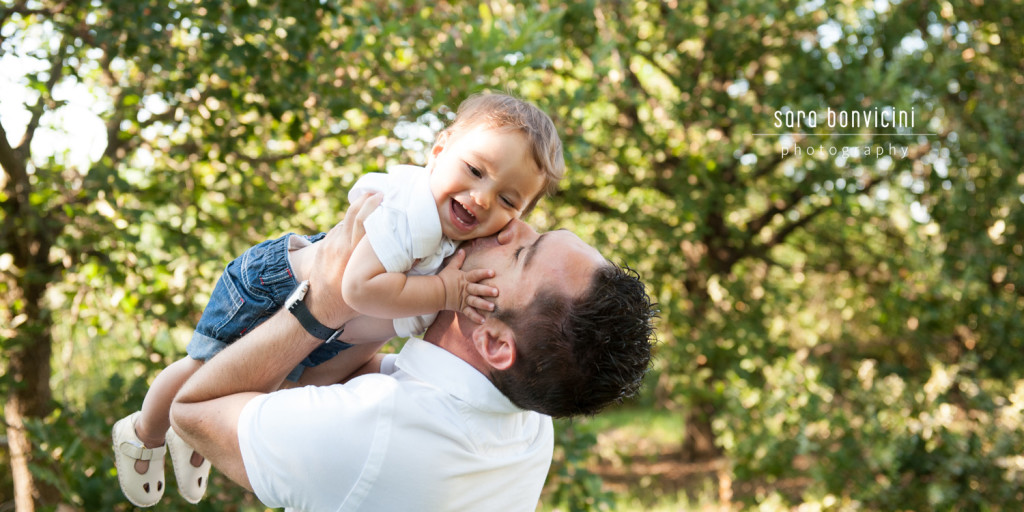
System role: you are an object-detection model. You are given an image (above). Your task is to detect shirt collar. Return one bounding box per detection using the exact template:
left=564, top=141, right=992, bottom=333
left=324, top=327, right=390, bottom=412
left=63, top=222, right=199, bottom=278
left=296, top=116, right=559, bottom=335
left=395, top=338, right=523, bottom=414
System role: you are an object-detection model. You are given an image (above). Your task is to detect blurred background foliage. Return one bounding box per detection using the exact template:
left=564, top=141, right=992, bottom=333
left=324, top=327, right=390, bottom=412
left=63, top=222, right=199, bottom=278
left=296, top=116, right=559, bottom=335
left=1, top=0, right=1022, bottom=510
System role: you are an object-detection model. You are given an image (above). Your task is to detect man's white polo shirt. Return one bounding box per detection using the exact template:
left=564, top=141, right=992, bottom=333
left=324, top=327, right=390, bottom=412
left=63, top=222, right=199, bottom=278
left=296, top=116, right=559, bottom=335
left=238, top=338, right=555, bottom=512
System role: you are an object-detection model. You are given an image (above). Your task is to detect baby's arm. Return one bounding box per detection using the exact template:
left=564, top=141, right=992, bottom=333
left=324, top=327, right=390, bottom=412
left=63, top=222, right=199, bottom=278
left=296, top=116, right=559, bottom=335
left=341, top=238, right=498, bottom=323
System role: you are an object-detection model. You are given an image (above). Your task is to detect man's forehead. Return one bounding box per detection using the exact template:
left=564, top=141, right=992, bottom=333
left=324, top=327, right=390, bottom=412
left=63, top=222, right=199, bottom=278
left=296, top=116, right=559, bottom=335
left=545, top=229, right=600, bottom=256
left=532, top=229, right=604, bottom=273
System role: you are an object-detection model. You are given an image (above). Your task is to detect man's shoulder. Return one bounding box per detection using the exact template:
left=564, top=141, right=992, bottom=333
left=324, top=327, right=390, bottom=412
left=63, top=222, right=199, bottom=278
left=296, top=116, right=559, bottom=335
left=255, top=373, right=404, bottom=414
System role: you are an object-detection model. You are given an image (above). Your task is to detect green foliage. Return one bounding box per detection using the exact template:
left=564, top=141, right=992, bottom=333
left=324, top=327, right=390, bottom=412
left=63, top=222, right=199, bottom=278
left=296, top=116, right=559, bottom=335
left=2, top=0, right=1023, bottom=510
left=546, top=420, right=615, bottom=512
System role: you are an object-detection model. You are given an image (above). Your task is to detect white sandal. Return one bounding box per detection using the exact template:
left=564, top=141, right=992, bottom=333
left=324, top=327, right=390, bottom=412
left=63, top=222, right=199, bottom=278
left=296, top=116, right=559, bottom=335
left=112, top=412, right=166, bottom=507
left=166, top=426, right=211, bottom=504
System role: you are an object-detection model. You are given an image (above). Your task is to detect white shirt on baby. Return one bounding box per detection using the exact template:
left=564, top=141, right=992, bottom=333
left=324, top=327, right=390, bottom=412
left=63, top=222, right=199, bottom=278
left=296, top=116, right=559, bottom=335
left=347, top=165, right=458, bottom=337
left=237, top=338, right=555, bottom=512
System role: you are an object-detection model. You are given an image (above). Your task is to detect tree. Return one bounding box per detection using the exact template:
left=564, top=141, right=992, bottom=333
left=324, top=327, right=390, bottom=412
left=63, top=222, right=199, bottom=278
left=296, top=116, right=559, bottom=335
left=541, top=0, right=1023, bottom=507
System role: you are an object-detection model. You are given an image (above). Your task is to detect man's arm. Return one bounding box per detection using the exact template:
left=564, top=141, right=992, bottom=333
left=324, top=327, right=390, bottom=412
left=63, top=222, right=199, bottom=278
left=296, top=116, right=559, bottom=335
left=169, top=311, right=318, bottom=488
left=169, top=193, right=382, bottom=489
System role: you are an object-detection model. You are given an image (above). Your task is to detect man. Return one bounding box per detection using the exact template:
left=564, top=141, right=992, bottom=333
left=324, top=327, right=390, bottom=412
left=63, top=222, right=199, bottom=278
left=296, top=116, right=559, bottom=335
left=170, top=193, right=656, bottom=511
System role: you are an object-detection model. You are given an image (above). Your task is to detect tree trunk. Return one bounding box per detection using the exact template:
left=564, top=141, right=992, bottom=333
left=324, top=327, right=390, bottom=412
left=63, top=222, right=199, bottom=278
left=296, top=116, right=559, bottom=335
left=678, top=241, right=723, bottom=461
left=5, top=279, right=60, bottom=511
left=682, top=404, right=722, bottom=461
left=1, top=116, right=61, bottom=511
left=7, top=395, right=36, bottom=512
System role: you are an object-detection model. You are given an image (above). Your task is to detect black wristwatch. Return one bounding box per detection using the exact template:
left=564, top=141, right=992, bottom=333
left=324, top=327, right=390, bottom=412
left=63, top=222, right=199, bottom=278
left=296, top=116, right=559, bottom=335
left=285, top=280, right=345, bottom=343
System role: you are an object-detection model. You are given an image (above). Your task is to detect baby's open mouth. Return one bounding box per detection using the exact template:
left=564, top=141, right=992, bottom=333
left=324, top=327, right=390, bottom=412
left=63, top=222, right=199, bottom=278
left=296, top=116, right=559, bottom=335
left=451, top=199, right=477, bottom=230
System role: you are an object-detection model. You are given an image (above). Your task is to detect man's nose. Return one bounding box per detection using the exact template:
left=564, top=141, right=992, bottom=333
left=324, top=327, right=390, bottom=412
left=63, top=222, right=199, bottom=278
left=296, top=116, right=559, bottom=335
left=496, top=218, right=535, bottom=245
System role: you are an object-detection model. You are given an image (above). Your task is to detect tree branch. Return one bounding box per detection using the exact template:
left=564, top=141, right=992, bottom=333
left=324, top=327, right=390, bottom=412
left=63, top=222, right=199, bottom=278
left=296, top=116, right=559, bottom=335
left=750, top=151, right=785, bottom=182
left=18, top=43, right=67, bottom=153
left=764, top=202, right=830, bottom=250
left=757, top=175, right=885, bottom=257
left=745, top=182, right=810, bottom=236
left=2, top=0, right=69, bottom=18
left=0, top=119, right=29, bottom=211
left=234, top=131, right=334, bottom=165
left=688, top=0, right=717, bottom=103
left=634, top=47, right=683, bottom=95
left=577, top=195, right=615, bottom=215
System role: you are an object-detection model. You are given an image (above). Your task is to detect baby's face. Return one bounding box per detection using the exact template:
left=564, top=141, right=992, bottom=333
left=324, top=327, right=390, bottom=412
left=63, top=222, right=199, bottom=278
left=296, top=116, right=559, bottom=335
left=427, top=126, right=545, bottom=241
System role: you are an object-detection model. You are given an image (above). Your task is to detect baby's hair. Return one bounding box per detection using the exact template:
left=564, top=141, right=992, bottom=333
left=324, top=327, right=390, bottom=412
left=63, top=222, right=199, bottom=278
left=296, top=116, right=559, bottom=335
left=442, top=92, right=565, bottom=215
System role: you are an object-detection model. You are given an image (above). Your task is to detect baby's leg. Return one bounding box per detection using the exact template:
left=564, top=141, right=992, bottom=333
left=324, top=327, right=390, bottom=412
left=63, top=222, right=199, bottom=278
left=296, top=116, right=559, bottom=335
left=137, top=357, right=202, bottom=445
left=133, top=357, right=203, bottom=472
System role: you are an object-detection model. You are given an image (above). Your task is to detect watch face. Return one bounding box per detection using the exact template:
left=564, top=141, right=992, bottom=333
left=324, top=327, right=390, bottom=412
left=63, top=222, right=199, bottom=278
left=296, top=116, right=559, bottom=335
left=288, top=281, right=310, bottom=309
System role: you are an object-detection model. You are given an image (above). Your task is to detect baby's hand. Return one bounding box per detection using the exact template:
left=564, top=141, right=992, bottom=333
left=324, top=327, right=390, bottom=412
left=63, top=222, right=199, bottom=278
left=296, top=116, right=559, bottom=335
left=437, top=249, right=498, bottom=323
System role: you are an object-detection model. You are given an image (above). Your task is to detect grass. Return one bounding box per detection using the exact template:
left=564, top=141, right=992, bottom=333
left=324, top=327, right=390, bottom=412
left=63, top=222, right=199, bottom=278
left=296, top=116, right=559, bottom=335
left=542, top=406, right=728, bottom=511
left=575, top=405, right=685, bottom=447
left=544, top=406, right=817, bottom=511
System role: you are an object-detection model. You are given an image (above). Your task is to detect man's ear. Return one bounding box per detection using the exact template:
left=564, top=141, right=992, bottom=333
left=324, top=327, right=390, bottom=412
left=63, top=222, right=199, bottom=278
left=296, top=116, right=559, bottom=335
left=471, top=318, right=516, bottom=371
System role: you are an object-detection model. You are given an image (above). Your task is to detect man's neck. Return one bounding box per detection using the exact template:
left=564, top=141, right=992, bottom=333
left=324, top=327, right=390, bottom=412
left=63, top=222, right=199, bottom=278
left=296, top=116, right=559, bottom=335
left=423, top=311, right=489, bottom=375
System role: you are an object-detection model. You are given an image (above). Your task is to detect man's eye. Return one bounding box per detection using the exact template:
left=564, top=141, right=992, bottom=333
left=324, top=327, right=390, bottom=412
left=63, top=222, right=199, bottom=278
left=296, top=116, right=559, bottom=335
left=468, top=165, right=482, bottom=178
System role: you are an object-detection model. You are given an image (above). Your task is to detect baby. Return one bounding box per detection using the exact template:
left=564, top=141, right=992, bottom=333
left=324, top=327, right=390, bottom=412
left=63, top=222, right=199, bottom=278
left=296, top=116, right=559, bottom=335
left=112, top=93, right=565, bottom=507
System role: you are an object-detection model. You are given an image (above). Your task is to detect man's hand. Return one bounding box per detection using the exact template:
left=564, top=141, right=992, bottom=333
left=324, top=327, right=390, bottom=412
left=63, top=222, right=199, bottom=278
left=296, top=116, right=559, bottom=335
left=436, top=249, right=497, bottom=324
left=307, top=192, right=384, bottom=327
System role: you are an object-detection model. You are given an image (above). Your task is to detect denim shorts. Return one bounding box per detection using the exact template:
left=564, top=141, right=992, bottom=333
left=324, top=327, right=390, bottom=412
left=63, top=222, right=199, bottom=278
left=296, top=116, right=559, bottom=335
left=187, top=232, right=352, bottom=381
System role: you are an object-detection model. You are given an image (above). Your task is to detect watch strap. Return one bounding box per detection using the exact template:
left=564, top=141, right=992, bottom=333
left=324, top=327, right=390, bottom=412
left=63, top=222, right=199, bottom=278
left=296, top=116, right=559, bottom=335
left=287, top=283, right=344, bottom=342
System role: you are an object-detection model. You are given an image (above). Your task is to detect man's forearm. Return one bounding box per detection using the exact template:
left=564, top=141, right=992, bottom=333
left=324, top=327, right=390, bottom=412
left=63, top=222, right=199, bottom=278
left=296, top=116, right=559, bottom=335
left=167, top=306, right=330, bottom=489
left=175, top=307, right=322, bottom=404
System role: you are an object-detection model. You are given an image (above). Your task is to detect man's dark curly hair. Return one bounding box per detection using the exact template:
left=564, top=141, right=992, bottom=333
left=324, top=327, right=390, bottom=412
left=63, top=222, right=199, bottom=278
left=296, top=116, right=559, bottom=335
left=490, top=263, right=657, bottom=418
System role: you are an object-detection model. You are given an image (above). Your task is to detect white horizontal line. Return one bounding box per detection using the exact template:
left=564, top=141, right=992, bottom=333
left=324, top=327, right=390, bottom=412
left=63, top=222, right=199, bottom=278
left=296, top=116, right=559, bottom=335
left=753, top=133, right=937, bottom=136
